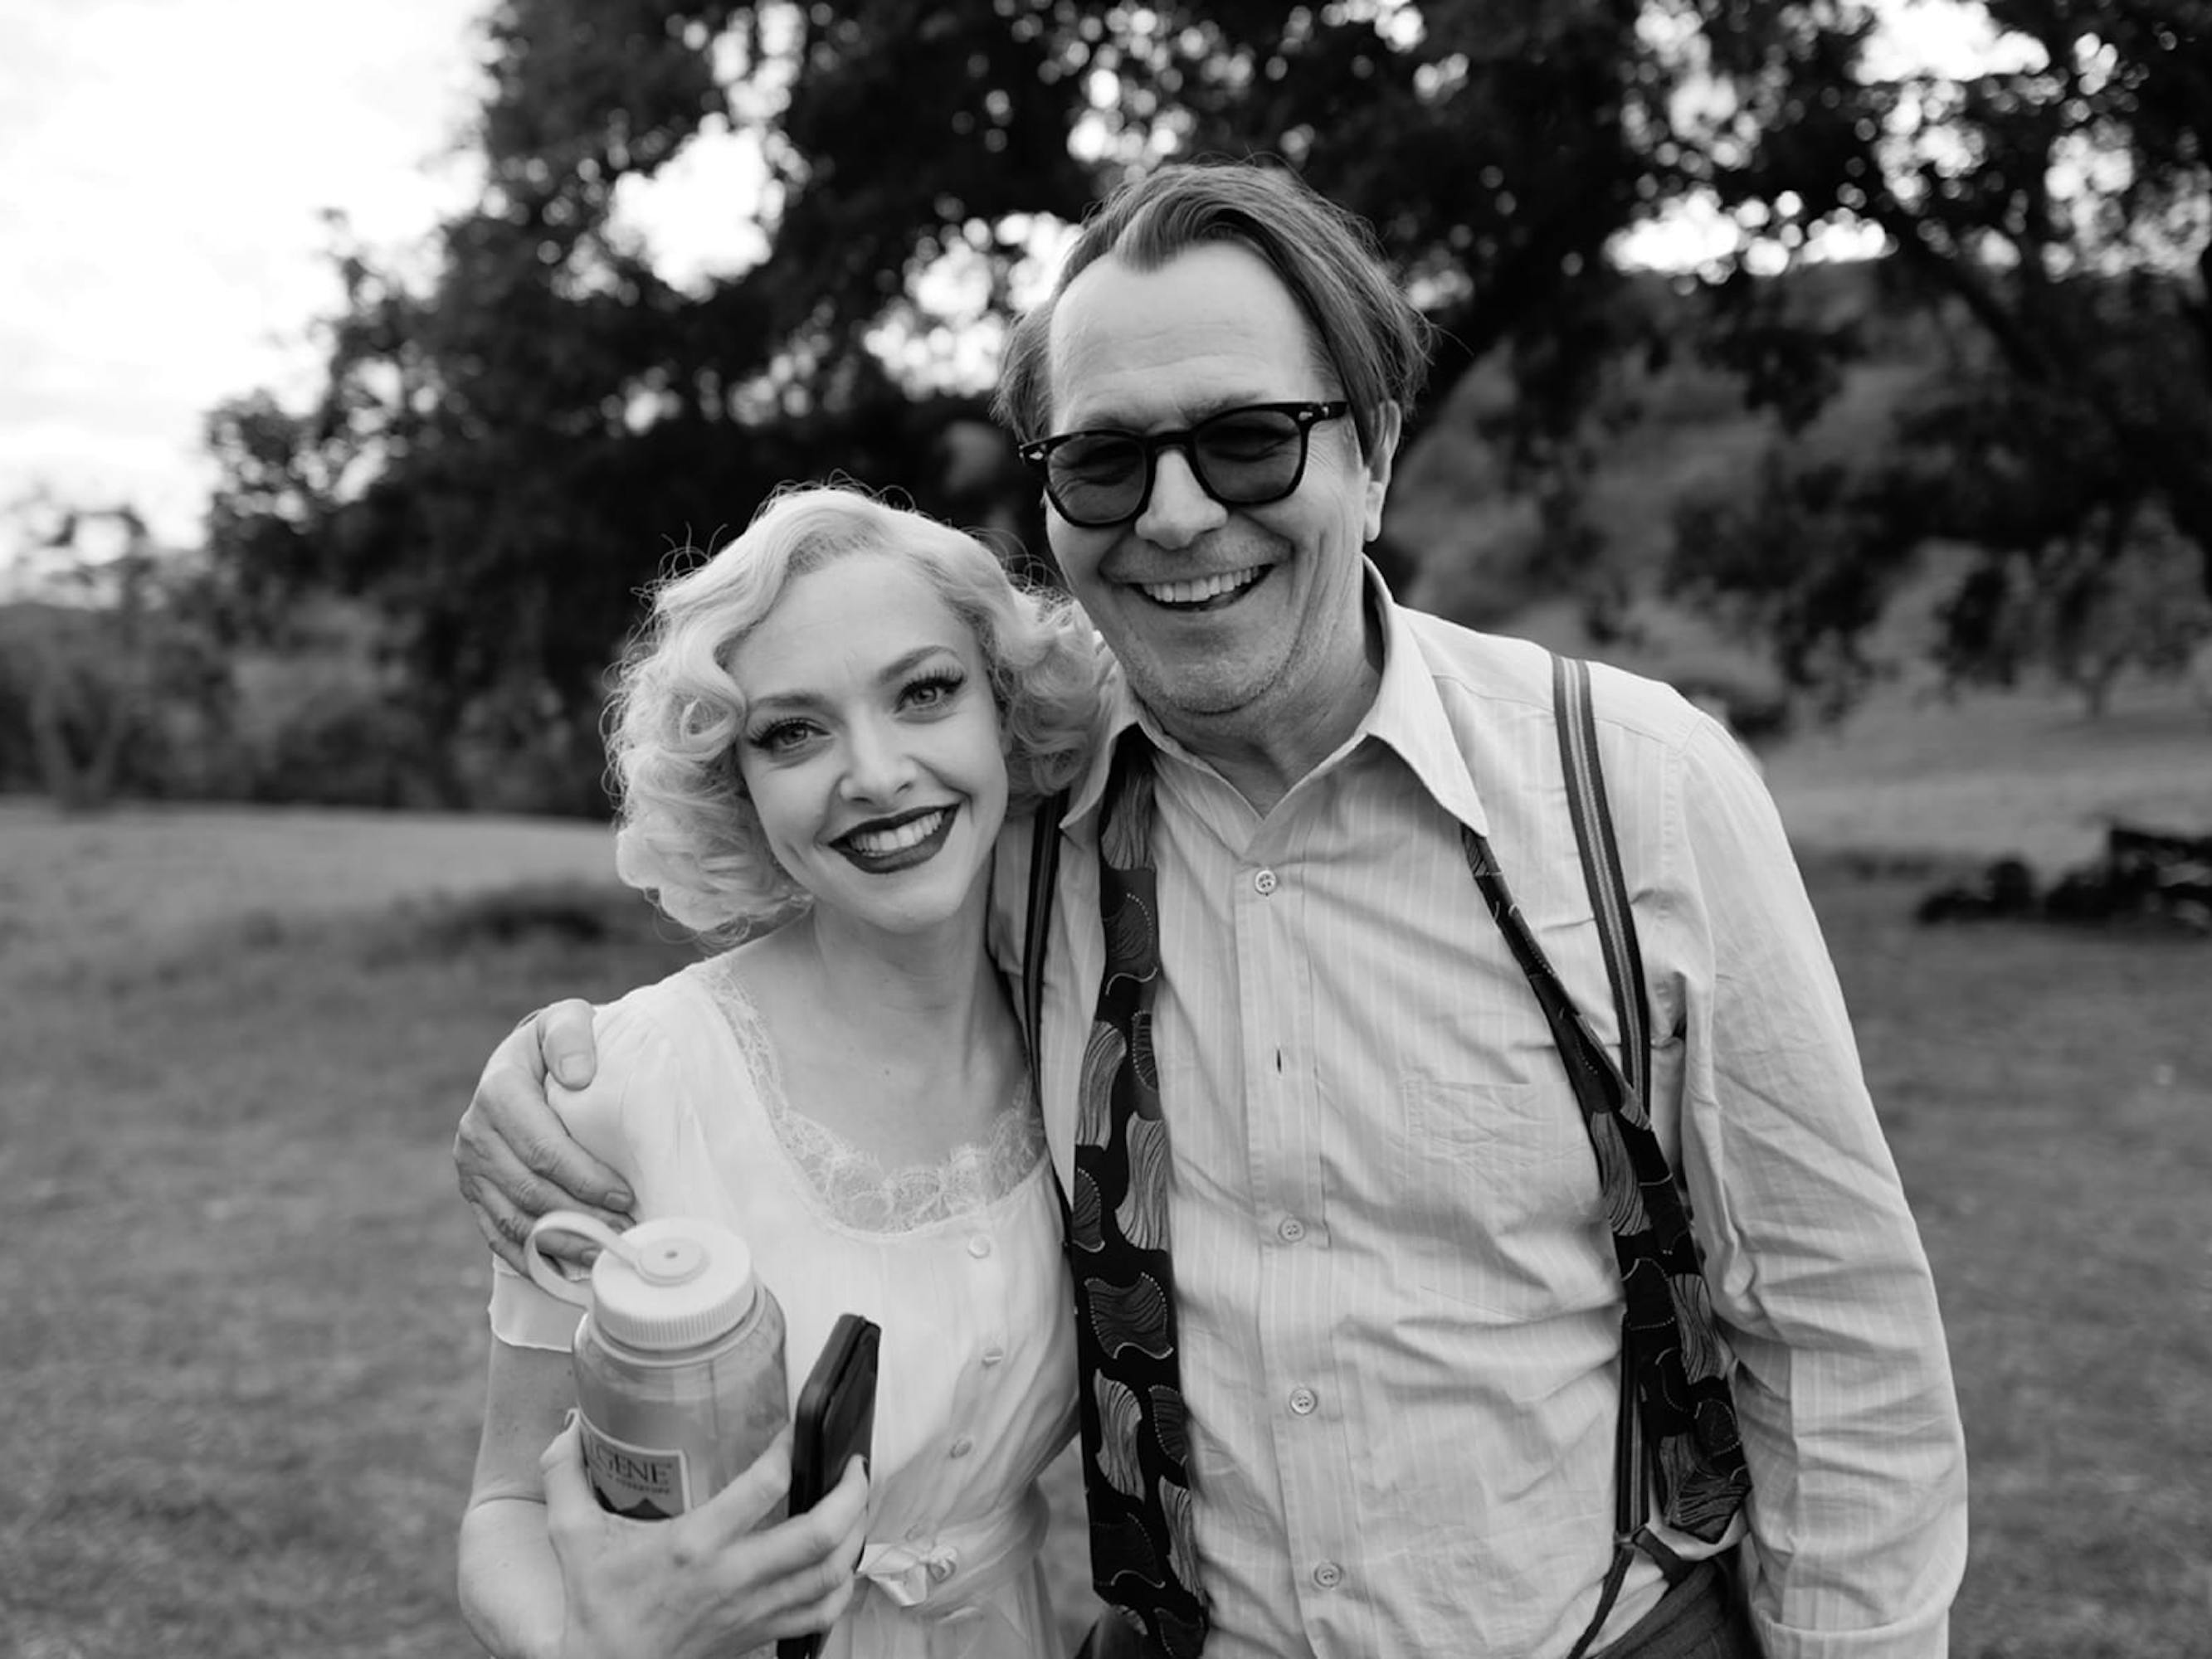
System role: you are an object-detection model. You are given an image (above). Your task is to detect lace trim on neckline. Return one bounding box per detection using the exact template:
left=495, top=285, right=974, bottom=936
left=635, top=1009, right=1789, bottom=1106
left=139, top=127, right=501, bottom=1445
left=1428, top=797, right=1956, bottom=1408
left=691, top=954, right=1045, bottom=1234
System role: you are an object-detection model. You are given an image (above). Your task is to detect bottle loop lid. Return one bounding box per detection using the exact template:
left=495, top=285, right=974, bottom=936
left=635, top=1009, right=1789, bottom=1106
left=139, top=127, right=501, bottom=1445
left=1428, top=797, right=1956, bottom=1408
left=585, top=1217, right=759, bottom=1352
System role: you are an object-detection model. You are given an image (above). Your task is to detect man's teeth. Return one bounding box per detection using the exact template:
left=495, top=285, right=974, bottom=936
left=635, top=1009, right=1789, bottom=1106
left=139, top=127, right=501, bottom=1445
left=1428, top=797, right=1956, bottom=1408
left=1142, top=568, right=1260, bottom=605
left=848, top=810, right=946, bottom=855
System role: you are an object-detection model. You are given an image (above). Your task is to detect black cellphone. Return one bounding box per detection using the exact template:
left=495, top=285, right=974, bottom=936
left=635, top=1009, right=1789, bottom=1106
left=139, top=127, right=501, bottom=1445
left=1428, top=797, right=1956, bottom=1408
left=778, top=1312, right=882, bottom=1659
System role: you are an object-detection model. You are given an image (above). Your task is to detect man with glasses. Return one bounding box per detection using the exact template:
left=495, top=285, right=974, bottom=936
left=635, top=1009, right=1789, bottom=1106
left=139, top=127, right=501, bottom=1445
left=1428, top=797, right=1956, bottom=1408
left=456, top=160, right=1966, bottom=1658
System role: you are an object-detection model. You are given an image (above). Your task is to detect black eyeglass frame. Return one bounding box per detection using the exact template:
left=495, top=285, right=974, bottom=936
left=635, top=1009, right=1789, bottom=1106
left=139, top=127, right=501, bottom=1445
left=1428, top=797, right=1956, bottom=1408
left=1016, top=400, right=1353, bottom=528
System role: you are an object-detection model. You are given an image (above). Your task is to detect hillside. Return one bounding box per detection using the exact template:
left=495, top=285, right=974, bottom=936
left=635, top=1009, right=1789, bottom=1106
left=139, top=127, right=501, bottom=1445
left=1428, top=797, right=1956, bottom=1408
left=1384, top=258, right=1963, bottom=705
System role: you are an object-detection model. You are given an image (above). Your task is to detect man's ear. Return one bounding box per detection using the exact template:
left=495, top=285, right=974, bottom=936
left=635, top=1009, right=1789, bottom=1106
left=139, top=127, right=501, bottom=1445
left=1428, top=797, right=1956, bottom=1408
left=1361, top=401, right=1403, bottom=543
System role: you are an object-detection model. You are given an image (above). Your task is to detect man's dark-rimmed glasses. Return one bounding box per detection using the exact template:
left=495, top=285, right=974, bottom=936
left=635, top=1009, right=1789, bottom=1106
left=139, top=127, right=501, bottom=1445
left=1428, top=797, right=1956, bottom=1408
left=1017, top=401, right=1352, bottom=529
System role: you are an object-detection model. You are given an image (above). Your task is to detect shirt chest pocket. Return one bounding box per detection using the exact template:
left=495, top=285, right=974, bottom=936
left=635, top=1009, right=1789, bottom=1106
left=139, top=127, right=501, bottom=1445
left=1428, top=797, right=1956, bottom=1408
left=1393, top=1074, right=1601, bottom=1304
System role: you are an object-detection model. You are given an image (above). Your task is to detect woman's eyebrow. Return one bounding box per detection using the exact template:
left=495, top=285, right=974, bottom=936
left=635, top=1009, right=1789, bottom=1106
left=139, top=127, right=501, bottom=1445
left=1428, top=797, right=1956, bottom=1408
left=747, top=645, right=958, bottom=712
left=872, top=644, right=960, bottom=686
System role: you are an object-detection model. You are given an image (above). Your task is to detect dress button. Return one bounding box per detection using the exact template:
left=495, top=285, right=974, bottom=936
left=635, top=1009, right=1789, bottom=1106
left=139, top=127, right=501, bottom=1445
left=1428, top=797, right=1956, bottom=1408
left=1253, top=867, right=1278, bottom=896
left=967, top=1235, right=992, bottom=1259
left=1313, top=1560, right=1342, bottom=1589
left=949, top=1435, right=974, bottom=1458
left=1288, top=1386, right=1317, bottom=1416
left=981, top=1345, right=1006, bottom=1367
left=905, top=1523, right=929, bottom=1543
left=1278, top=1215, right=1306, bottom=1243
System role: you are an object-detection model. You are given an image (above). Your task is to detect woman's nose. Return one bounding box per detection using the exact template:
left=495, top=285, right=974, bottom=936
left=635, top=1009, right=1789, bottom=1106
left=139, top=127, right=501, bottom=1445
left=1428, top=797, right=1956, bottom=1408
left=839, top=716, right=916, bottom=800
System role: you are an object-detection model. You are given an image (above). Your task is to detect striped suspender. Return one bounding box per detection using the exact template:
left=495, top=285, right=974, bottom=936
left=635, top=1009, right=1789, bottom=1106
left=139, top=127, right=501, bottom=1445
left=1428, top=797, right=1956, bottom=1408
left=1552, top=654, right=1688, bottom=1659
left=1556, top=654, right=1651, bottom=1102
left=1021, top=796, right=1063, bottom=1109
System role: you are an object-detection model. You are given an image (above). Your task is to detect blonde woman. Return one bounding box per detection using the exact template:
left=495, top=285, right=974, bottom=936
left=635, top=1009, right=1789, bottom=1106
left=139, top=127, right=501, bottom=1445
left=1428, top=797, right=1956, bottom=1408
left=459, top=485, right=1103, bottom=1659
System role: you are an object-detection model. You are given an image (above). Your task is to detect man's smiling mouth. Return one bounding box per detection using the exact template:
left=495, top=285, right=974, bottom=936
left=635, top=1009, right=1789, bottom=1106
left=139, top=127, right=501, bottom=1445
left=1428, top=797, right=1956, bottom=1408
left=1138, top=567, right=1267, bottom=608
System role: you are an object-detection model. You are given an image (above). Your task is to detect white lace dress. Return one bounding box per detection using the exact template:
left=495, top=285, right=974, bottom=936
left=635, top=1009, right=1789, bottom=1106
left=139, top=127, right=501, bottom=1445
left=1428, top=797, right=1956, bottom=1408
left=489, top=953, right=1079, bottom=1659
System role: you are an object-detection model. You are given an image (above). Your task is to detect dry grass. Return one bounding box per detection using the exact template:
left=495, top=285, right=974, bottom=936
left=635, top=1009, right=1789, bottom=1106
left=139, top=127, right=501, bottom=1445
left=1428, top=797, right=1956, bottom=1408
left=0, top=801, right=616, bottom=968
left=2, top=677, right=2209, bottom=1657
left=1765, top=679, right=2212, bottom=873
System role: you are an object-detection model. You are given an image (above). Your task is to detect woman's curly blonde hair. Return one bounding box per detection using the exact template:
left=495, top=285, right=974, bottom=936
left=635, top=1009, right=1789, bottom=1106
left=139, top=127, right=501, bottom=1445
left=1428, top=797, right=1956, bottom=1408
left=608, top=483, right=1106, bottom=940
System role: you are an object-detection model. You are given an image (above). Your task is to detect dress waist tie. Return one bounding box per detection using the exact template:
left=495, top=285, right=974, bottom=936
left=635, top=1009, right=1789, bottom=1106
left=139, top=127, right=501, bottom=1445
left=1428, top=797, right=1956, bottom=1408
left=848, top=1486, right=1051, bottom=1659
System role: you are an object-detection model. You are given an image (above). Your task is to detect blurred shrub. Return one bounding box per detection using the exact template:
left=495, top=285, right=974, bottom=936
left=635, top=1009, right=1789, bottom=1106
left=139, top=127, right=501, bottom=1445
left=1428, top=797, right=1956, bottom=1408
left=241, top=693, right=448, bottom=810
left=353, top=880, right=695, bottom=971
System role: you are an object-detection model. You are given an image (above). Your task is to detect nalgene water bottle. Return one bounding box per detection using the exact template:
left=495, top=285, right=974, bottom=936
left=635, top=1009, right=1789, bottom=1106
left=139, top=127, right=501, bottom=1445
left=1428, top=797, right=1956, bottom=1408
left=526, top=1210, right=788, bottom=1519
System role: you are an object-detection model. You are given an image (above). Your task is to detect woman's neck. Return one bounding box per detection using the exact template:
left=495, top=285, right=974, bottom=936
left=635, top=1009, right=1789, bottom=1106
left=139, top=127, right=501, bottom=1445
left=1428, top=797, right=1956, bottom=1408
left=779, top=902, right=997, bottom=1042
left=738, top=898, right=1021, bottom=1162
left=752, top=902, right=1013, bottom=1083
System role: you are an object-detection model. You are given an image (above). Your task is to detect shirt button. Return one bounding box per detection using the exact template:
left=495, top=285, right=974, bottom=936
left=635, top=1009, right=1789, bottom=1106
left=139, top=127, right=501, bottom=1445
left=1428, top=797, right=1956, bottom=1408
left=967, top=1235, right=992, bottom=1259
left=1313, top=1560, right=1342, bottom=1589
left=1253, top=868, right=1279, bottom=896
left=1288, top=1386, right=1317, bottom=1416
left=949, top=1435, right=974, bottom=1458
left=981, top=1345, right=1006, bottom=1367
left=1278, top=1215, right=1306, bottom=1243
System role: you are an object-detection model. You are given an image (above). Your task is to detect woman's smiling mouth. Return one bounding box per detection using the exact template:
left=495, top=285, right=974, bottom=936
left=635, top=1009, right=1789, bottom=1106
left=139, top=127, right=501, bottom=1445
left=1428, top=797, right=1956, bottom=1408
left=836, top=806, right=957, bottom=871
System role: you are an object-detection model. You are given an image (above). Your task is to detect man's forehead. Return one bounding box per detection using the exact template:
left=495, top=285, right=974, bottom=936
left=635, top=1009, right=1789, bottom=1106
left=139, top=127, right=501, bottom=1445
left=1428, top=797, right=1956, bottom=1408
left=1045, top=244, right=1325, bottom=423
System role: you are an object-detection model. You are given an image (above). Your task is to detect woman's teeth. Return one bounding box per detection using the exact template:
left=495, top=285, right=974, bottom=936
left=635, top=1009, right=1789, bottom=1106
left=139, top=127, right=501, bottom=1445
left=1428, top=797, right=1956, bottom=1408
left=847, top=810, right=946, bottom=855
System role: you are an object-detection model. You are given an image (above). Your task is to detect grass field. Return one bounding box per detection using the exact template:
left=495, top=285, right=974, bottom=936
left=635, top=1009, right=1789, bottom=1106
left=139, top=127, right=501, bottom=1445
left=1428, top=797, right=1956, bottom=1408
left=2, top=679, right=2209, bottom=1657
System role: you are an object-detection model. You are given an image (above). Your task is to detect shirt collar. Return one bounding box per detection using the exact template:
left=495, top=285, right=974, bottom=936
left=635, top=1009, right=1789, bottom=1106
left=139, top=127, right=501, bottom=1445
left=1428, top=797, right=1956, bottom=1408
left=1354, top=568, right=1492, bottom=836
left=1057, top=562, right=1489, bottom=835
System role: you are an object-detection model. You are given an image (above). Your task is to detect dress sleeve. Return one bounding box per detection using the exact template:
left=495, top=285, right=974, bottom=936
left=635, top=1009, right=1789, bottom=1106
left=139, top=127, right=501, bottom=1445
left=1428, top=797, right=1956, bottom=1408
left=1658, top=714, right=1969, bottom=1658
left=484, top=999, right=692, bottom=1351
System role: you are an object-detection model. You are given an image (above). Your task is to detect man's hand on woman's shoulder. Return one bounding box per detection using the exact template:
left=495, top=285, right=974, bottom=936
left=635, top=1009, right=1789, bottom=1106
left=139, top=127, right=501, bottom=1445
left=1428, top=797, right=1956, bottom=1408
left=456, top=1000, right=631, bottom=1271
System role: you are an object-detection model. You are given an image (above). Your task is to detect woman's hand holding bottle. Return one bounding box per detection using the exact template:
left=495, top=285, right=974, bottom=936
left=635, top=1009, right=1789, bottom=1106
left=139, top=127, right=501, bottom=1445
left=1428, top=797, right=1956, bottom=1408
left=539, top=1418, right=870, bottom=1659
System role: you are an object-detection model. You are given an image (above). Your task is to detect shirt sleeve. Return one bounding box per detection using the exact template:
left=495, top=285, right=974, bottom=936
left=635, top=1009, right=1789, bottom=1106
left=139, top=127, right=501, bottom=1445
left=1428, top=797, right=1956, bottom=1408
left=484, top=1000, right=690, bottom=1351
left=1659, top=714, right=1969, bottom=1658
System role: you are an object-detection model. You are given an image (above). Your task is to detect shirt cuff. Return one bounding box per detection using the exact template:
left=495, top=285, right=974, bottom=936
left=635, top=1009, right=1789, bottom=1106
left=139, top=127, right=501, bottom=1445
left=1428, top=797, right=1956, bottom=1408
left=487, top=1253, right=587, bottom=1352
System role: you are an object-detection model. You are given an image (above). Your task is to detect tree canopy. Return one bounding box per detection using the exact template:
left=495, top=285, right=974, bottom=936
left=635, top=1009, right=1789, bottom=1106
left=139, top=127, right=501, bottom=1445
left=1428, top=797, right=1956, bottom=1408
left=203, top=0, right=2211, bottom=792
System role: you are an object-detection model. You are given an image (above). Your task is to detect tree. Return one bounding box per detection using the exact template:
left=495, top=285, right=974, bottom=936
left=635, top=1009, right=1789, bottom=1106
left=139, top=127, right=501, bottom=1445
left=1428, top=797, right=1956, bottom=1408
left=1929, top=497, right=2212, bottom=716
left=208, top=0, right=1830, bottom=778
left=207, top=0, right=2206, bottom=762
left=0, top=500, right=236, bottom=810
left=1667, top=444, right=1912, bottom=718
left=1671, top=0, right=2212, bottom=682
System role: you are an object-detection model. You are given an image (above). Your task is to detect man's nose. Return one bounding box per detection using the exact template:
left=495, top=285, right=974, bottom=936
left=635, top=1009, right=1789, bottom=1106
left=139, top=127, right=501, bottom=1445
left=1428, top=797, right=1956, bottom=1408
left=1133, top=445, right=1227, bottom=550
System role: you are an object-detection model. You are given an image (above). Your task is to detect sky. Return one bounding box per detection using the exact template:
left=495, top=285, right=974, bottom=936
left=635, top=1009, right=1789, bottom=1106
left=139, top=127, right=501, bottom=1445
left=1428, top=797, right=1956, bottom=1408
left=0, top=0, right=488, bottom=555
left=0, top=0, right=2019, bottom=563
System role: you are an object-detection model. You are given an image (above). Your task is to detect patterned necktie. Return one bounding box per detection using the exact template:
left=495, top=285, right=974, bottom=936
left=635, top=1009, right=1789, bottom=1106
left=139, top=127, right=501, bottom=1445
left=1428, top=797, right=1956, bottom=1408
left=1461, top=828, right=1752, bottom=1543
left=1065, top=736, right=1209, bottom=1657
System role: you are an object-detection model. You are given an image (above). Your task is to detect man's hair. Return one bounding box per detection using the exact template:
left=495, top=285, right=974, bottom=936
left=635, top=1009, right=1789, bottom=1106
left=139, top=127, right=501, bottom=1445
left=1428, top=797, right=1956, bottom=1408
left=994, top=159, right=1433, bottom=457
left=607, top=484, right=1104, bottom=940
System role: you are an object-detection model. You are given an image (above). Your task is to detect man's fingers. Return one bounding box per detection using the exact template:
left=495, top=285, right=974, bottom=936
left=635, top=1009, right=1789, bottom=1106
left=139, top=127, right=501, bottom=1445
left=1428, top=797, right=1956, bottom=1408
left=536, top=998, right=602, bottom=1089
left=457, top=1012, right=635, bottom=1218
left=455, top=1107, right=631, bottom=1267
left=459, top=1169, right=538, bottom=1272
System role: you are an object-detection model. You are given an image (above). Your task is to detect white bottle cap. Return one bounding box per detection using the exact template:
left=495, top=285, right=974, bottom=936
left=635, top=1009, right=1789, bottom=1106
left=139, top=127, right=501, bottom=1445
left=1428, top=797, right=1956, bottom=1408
left=587, top=1217, right=760, bottom=1351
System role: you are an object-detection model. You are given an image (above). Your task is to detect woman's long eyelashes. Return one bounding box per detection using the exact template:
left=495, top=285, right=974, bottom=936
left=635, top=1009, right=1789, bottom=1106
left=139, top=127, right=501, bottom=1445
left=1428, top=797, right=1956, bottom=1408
left=743, top=670, right=965, bottom=754
left=903, top=668, right=967, bottom=711
left=745, top=718, right=816, bottom=756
